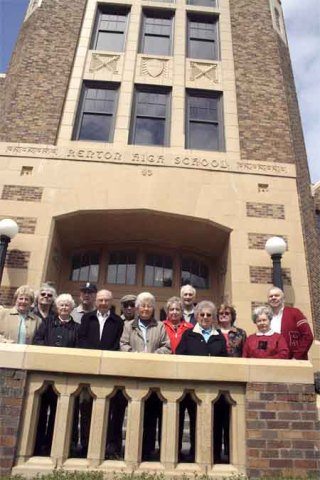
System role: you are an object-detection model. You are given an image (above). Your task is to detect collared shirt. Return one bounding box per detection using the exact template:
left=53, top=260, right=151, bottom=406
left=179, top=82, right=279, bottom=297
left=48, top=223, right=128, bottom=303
left=271, top=307, right=284, bottom=333
left=138, top=319, right=148, bottom=351
left=256, top=329, right=275, bottom=337
left=18, top=314, right=26, bottom=344
left=183, top=309, right=194, bottom=323
left=193, top=322, right=219, bottom=342
left=97, top=310, right=109, bottom=340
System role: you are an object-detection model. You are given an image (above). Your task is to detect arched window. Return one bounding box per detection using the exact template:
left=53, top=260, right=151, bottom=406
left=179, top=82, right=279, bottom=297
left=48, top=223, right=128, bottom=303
left=181, top=256, right=209, bottom=288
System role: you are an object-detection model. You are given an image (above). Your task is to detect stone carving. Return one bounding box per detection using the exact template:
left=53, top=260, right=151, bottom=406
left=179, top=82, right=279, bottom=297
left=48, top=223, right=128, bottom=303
left=190, top=62, right=218, bottom=83
left=141, top=58, right=168, bottom=78
left=89, top=53, right=120, bottom=73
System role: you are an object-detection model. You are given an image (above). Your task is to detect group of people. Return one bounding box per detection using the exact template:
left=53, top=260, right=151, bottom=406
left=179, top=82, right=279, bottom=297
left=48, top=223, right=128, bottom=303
left=0, top=282, right=314, bottom=461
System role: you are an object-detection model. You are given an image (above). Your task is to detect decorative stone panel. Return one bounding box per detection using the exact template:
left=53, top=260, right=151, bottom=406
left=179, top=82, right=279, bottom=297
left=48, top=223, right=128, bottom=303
left=135, top=55, right=172, bottom=85
left=248, top=233, right=288, bottom=250
left=1, top=185, right=43, bottom=202
left=0, top=216, right=37, bottom=234
left=5, top=250, right=31, bottom=269
left=0, top=286, right=17, bottom=306
left=246, top=383, right=320, bottom=479
left=84, top=51, right=124, bottom=82
left=186, top=59, right=220, bottom=89
left=246, top=202, right=285, bottom=219
left=250, top=266, right=291, bottom=285
left=0, top=369, right=27, bottom=477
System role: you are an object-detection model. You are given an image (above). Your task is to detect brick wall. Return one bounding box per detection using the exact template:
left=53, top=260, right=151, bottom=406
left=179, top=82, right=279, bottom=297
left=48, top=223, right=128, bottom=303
left=0, top=287, right=17, bottom=306
left=246, top=203, right=285, bottom=219
left=0, top=216, right=37, bottom=234
left=250, top=266, right=291, bottom=285
left=248, top=233, right=288, bottom=250
left=0, top=0, right=87, bottom=144
left=1, top=185, right=43, bottom=202
left=5, top=250, right=30, bottom=269
left=246, top=382, right=320, bottom=478
left=0, top=369, right=27, bottom=476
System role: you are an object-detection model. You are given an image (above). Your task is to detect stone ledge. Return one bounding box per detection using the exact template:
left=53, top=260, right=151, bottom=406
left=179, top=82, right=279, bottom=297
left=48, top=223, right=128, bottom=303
left=0, top=344, right=314, bottom=384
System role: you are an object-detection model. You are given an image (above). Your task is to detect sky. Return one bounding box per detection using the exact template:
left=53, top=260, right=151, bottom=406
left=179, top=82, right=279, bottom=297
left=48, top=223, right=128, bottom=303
left=0, top=0, right=319, bottom=182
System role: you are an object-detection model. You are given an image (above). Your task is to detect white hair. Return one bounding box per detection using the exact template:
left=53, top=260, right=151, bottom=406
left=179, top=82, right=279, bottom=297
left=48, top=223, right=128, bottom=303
left=135, top=292, right=156, bottom=308
left=55, top=293, right=75, bottom=309
left=180, top=284, right=196, bottom=297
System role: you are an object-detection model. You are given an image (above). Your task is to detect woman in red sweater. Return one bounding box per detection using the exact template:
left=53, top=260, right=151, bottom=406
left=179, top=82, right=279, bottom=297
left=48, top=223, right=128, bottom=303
left=163, top=296, right=193, bottom=353
left=243, top=306, right=289, bottom=359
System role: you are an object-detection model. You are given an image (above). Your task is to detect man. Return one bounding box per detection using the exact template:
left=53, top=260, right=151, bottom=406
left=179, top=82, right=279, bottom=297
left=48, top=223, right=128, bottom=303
left=72, top=282, right=97, bottom=324
left=78, top=289, right=124, bottom=458
left=120, top=294, right=136, bottom=321
left=33, top=283, right=57, bottom=322
left=180, top=284, right=197, bottom=325
left=267, top=286, right=313, bottom=360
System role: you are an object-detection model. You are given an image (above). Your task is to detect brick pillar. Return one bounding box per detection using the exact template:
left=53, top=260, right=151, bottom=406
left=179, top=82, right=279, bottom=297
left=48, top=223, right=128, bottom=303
left=0, top=369, right=27, bottom=476
left=246, top=382, right=320, bottom=478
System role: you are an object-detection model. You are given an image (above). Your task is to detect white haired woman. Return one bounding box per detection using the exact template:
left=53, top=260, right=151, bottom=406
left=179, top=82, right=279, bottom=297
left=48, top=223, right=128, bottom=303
left=242, top=305, right=289, bottom=359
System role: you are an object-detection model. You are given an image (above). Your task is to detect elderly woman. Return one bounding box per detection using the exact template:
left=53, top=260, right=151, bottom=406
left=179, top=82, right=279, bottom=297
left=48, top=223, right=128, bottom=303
left=218, top=303, right=246, bottom=357
left=176, top=301, right=227, bottom=356
left=33, top=293, right=78, bottom=347
left=33, top=283, right=57, bottom=323
left=120, top=292, right=171, bottom=461
left=243, top=306, right=289, bottom=359
left=0, top=285, right=40, bottom=344
left=163, top=296, right=193, bottom=354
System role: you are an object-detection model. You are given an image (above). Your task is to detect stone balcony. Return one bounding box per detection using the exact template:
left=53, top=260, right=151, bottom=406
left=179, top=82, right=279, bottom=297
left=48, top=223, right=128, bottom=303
left=0, top=344, right=319, bottom=478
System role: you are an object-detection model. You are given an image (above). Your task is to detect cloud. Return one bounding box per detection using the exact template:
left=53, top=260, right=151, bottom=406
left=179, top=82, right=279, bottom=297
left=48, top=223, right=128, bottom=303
left=282, top=1, right=320, bottom=182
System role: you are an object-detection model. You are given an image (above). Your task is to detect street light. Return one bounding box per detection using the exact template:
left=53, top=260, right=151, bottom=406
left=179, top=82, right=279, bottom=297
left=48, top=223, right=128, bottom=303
left=265, top=236, right=287, bottom=290
left=0, top=218, right=19, bottom=286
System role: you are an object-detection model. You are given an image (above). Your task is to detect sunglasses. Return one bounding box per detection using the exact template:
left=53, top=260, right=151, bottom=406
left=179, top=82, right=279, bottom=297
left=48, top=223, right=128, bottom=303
left=219, top=311, right=231, bottom=316
left=123, top=302, right=135, bottom=308
left=199, top=312, right=212, bottom=317
left=40, top=292, right=53, bottom=298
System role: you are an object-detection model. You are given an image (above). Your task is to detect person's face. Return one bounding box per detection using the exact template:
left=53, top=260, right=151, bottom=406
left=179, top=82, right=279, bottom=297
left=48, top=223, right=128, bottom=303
left=57, top=301, right=73, bottom=319
left=197, top=308, right=214, bottom=329
left=96, top=291, right=112, bottom=314
left=138, top=302, right=154, bottom=321
left=15, top=295, right=32, bottom=315
left=122, top=301, right=136, bottom=320
left=38, top=289, right=54, bottom=307
left=268, top=288, right=284, bottom=310
left=256, top=314, right=271, bottom=334
left=182, top=288, right=195, bottom=307
left=168, top=303, right=182, bottom=325
left=80, top=290, right=96, bottom=308
left=218, top=308, right=232, bottom=328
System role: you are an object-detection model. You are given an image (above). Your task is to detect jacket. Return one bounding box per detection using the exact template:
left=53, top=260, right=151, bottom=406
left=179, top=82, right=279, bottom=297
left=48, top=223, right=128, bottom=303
left=33, top=316, right=79, bottom=348
left=220, top=326, right=247, bottom=357
left=280, top=307, right=313, bottom=360
left=163, top=318, right=193, bottom=353
left=0, top=307, right=41, bottom=344
left=120, top=317, right=171, bottom=354
left=78, top=310, right=123, bottom=350
left=176, top=326, right=227, bottom=357
left=242, top=332, right=289, bottom=359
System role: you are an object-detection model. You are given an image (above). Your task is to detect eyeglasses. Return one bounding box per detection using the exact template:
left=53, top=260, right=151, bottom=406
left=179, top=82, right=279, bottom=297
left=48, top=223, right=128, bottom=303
left=219, top=311, right=231, bottom=316
left=123, top=302, right=135, bottom=308
left=40, top=292, right=53, bottom=298
left=199, top=312, right=212, bottom=317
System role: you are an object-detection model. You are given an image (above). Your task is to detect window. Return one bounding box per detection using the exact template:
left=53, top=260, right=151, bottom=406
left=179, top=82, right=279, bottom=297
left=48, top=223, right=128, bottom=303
left=186, top=90, right=223, bottom=151
left=181, top=257, right=209, bottom=289
left=139, top=10, right=174, bottom=56
left=187, top=14, right=218, bottom=60
left=129, top=86, right=171, bottom=146
left=71, top=252, right=100, bottom=282
left=144, top=254, right=173, bottom=287
left=187, top=0, right=217, bottom=6
left=73, top=82, right=119, bottom=142
left=91, top=5, right=130, bottom=52
left=107, top=251, right=136, bottom=285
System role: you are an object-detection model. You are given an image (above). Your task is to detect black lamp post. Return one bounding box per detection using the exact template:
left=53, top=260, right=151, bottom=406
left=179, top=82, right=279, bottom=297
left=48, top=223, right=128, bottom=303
left=0, top=219, right=19, bottom=286
left=265, top=236, right=287, bottom=290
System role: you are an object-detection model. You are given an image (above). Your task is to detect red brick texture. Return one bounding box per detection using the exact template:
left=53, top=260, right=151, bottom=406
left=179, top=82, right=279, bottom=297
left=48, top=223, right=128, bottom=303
left=5, top=250, right=30, bottom=269
left=250, top=266, right=291, bottom=285
left=246, top=203, right=285, bottom=220
left=1, top=185, right=43, bottom=202
left=0, top=369, right=27, bottom=476
left=248, top=233, right=288, bottom=250
left=0, top=216, right=37, bottom=234
left=0, top=0, right=87, bottom=144
left=246, top=382, right=320, bottom=478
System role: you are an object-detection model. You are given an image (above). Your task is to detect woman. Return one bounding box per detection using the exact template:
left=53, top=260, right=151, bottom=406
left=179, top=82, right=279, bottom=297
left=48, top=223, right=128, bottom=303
left=163, top=296, right=193, bottom=353
left=218, top=304, right=246, bottom=357
left=120, top=292, right=171, bottom=461
left=176, top=301, right=227, bottom=356
left=0, top=285, right=40, bottom=344
left=33, top=293, right=78, bottom=347
left=243, top=305, right=289, bottom=359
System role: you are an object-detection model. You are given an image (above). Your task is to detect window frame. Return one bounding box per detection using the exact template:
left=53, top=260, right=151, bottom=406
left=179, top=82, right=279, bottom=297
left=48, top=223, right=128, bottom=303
left=187, top=12, right=219, bottom=61
left=106, top=250, right=137, bottom=285
left=143, top=252, right=174, bottom=288
left=72, top=81, right=119, bottom=142
left=90, top=4, right=130, bottom=52
left=70, top=251, right=100, bottom=282
left=186, top=0, right=217, bottom=7
left=185, top=89, right=224, bottom=151
left=181, top=255, right=210, bottom=289
left=129, top=85, right=172, bottom=146
left=139, top=8, right=174, bottom=56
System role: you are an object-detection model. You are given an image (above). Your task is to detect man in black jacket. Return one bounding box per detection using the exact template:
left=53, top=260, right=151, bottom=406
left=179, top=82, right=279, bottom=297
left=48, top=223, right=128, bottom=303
left=78, top=289, right=124, bottom=458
